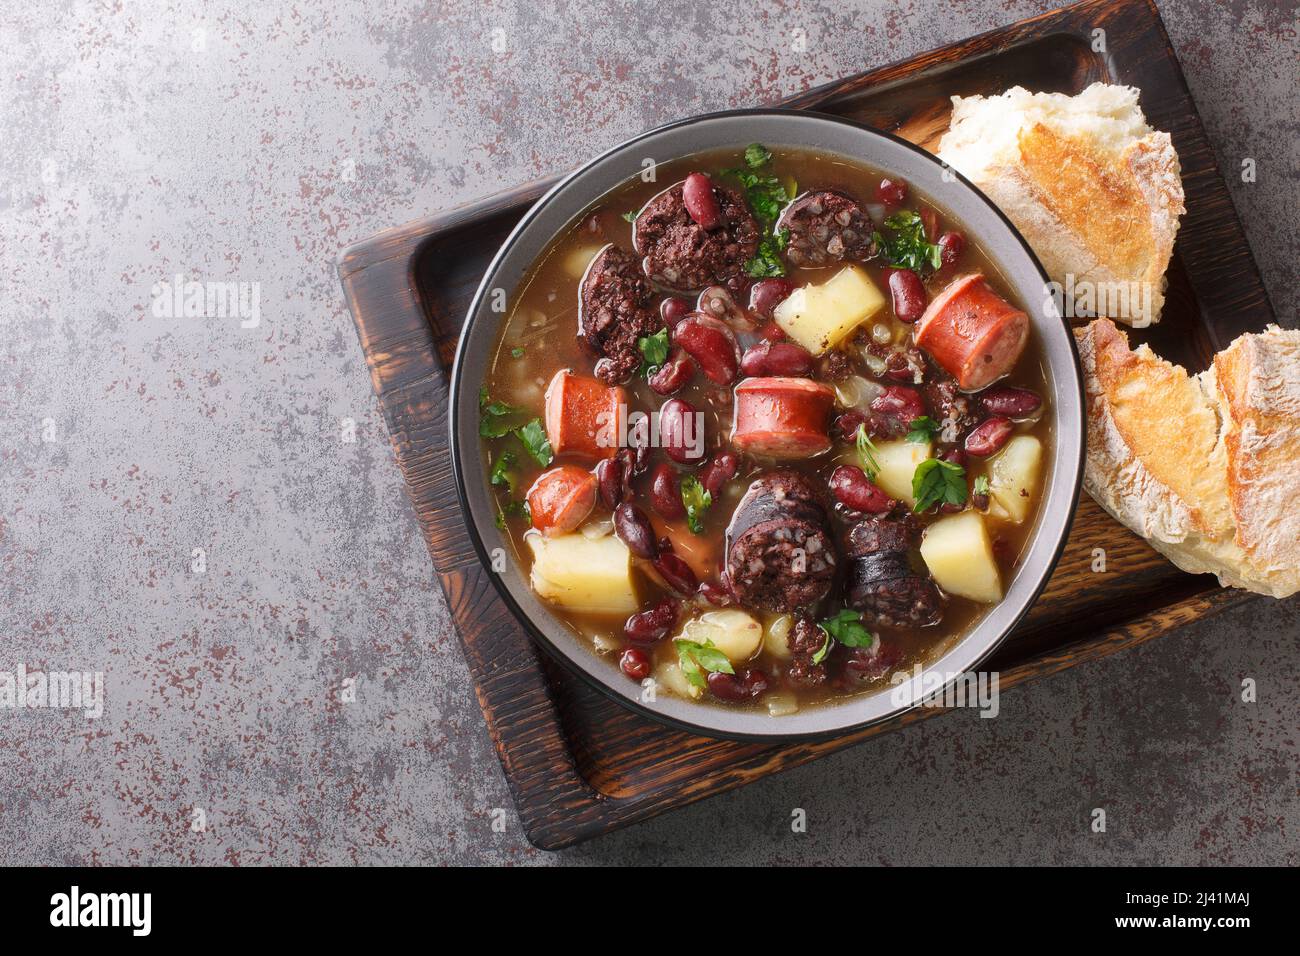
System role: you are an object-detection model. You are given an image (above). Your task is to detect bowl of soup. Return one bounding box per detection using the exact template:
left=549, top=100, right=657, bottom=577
left=449, top=110, right=1084, bottom=740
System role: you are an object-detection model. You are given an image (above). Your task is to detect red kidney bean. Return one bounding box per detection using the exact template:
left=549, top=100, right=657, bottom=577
left=876, top=177, right=907, bottom=206
left=707, top=668, right=768, bottom=701
left=620, top=648, right=651, bottom=681
left=920, top=207, right=940, bottom=242
left=661, top=295, right=692, bottom=328
left=834, top=410, right=868, bottom=441
left=972, top=491, right=990, bottom=512
left=938, top=231, right=965, bottom=268
left=757, top=321, right=786, bottom=342
left=939, top=501, right=964, bottom=514
left=980, top=385, right=1042, bottom=418
left=748, top=278, right=795, bottom=319
left=829, top=464, right=896, bottom=514
left=654, top=551, right=698, bottom=595
left=888, top=269, right=928, bottom=324
left=964, top=416, right=1014, bottom=457
left=871, top=385, right=925, bottom=427
left=614, top=503, right=659, bottom=559
left=739, top=340, right=814, bottom=377
left=595, top=457, right=624, bottom=509
left=942, top=446, right=967, bottom=468
left=672, top=314, right=740, bottom=385
left=648, top=348, right=695, bottom=395
left=616, top=446, right=644, bottom=482
left=624, top=596, right=678, bottom=645
left=699, top=449, right=740, bottom=498
left=682, top=172, right=722, bottom=230
left=658, top=398, right=703, bottom=464
left=706, top=671, right=748, bottom=701
left=698, top=581, right=733, bottom=606
left=650, top=462, right=685, bottom=519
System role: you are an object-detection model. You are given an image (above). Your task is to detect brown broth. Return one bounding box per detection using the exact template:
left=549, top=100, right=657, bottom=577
left=480, top=146, right=1053, bottom=714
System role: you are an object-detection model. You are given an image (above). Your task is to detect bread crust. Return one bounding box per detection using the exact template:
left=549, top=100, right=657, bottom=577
left=1076, top=319, right=1300, bottom=597
left=938, top=84, right=1184, bottom=328
left=1212, top=326, right=1300, bottom=594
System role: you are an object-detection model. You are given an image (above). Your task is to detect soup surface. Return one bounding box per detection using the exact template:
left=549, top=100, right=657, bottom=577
left=477, top=144, right=1052, bottom=715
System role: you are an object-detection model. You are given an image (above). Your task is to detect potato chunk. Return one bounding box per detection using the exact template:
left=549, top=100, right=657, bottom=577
left=871, top=438, right=931, bottom=506
left=564, top=245, right=604, bottom=281
left=920, top=510, right=1003, bottom=603
left=526, top=532, right=638, bottom=616
left=987, top=435, right=1043, bottom=524
left=773, top=265, right=885, bottom=355
left=679, top=609, right=763, bottom=664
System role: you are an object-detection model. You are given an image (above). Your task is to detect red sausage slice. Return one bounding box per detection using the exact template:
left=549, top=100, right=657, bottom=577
left=544, top=369, right=624, bottom=461
left=915, top=273, right=1029, bottom=391
left=731, top=377, right=835, bottom=459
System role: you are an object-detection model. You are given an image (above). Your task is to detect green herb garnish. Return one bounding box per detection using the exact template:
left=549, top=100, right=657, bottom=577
left=637, top=327, right=670, bottom=376
left=621, top=209, right=639, bottom=224
left=489, top=451, right=518, bottom=494
left=912, top=457, right=967, bottom=513
left=973, top=475, right=991, bottom=496
left=724, top=142, right=795, bottom=276
left=873, top=210, right=942, bottom=273
left=743, top=143, right=773, bottom=169
left=680, top=475, right=712, bottom=534
left=905, top=415, right=940, bottom=443
left=855, top=424, right=881, bottom=479
left=511, top=347, right=525, bottom=359
left=514, top=418, right=554, bottom=467
left=745, top=228, right=791, bottom=278
left=478, top=389, right=526, bottom=438
left=495, top=499, right=531, bottom=529
left=674, top=637, right=734, bottom=690
left=816, top=609, right=876, bottom=657
left=811, top=630, right=833, bottom=666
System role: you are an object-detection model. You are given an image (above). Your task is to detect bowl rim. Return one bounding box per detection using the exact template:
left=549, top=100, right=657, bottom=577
left=448, top=106, right=1085, bottom=742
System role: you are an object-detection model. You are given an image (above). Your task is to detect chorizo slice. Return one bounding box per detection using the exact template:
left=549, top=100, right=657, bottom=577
left=543, top=369, right=624, bottom=461
left=731, top=376, right=835, bottom=459
left=915, top=273, right=1029, bottom=391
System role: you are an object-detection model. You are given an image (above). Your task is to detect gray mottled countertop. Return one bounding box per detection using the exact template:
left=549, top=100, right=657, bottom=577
left=2, top=0, right=1296, bottom=865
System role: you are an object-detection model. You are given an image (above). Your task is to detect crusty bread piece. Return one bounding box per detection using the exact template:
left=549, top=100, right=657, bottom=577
left=1076, top=318, right=1300, bottom=597
left=938, top=84, right=1184, bottom=328
left=1212, top=326, right=1300, bottom=593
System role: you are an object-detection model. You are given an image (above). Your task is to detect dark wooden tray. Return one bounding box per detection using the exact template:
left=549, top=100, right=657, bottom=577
left=338, top=0, right=1274, bottom=849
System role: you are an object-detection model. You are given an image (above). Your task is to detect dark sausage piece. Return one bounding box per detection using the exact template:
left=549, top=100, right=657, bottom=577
left=786, top=616, right=829, bottom=688
left=844, top=515, right=944, bottom=628
left=578, top=244, right=664, bottom=384
left=724, top=470, right=837, bottom=613
left=777, top=191, right=877, bottom=268
left=634, top=180, right=760, bottom=293
left=925, top=374, right=980, bottom=443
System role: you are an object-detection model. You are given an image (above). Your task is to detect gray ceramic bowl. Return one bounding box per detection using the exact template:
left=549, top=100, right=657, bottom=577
left=450, top=109, right=1084, bottom=741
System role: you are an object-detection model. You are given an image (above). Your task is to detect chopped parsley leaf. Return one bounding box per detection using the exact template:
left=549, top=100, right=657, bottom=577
left=906, top=415, right=940, bottom=443
left=680, top=475, right=712, bottom=534
left=817, top=608, right=875, bottom=652
left=514, top=418, right=554, bottom=467
left=873, top=210, right=942, bottom=273
left=912, top=457, right=968, bottom=513
left=637, top=327, right=670, bottom=376
left=674, top=637, right=734, bottom=690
